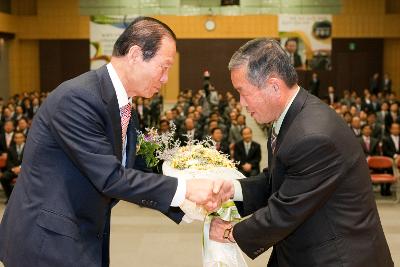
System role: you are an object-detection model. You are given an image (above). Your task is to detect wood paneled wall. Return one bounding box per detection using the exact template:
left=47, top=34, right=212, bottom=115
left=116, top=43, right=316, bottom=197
left=384, top=39, right=400, bottom=93
left=8, top=39, right=40, bottom=94
left=39, top=40, right=90, bottom=92
left=0, top=12, right=16, bottom=33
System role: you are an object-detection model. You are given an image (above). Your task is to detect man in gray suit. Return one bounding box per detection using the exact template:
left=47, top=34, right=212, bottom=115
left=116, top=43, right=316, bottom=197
left=0, top=17, right=229, bottom=267
left=210, top=39, right=393, bottom=266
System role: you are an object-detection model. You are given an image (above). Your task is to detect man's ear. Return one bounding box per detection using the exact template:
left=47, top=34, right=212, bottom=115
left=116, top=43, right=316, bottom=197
left=127, top=45, right=142, bottom=64
left=266, top=77, right=280, bottom=92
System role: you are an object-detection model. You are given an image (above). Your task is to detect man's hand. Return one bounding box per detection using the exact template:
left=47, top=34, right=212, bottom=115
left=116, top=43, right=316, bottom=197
left=186, top=179, right=235, bottom=212
left=186, top=179, right=218, bottom=211
left=209, top=217, right=235, bottom=243
left=11, top=166, right=21, bottom=175
left=214, top=179, right=234, bottom=204
left=242, top=163, right=252, bottom=172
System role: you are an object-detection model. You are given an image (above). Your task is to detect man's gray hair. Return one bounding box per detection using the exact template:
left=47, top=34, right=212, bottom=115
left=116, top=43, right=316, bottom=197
left=228, top=38, right=298, bottom=88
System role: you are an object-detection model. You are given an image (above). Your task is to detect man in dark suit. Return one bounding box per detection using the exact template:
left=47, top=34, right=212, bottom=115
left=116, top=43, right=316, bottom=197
left=384, top=102, right=400, bottom=133
left=382, top=73, right=392, bottom=96
left=324, top=85, right=339, bottom=106
left=0, top=131, right=25, bottom=201
left=284, top=38, right=303, bottom=69
left=308, top=72, right=320, bottom=97
left=367, top=112, right=384, bottom=140
left=234, top=127, right=261, bottom=177
left=0, top=17, right=228, bottom=267
left=0, top=121, right=15, bottom=155
left=210, top=38, right=393, bottom=266
left=178, top=117, right=202, bottom=145
left=359, top=124, right=380, bottom=157
left=211, top=127, right=230, bottom=157
left=381, top=122, right=400, bottom=196
left=350, top=116, right=362, bottom=137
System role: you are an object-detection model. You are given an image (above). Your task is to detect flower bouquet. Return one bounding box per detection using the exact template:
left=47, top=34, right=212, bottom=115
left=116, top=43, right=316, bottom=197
left=137, top=124, right=248, bottom=267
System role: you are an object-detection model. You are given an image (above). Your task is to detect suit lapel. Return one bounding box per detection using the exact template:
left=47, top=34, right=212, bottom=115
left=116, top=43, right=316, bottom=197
left=247, top=142, right=254, bottom=157
left=274, top=88, right=308, bottom=155
left=96, top=65, right=122, bottom=162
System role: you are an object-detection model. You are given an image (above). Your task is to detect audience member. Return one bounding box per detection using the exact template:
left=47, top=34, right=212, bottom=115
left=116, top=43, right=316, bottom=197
left=0, top=131, right=25, bottom=202
left=359, top=124, right=380, bottom=157
left=234, top=127, right=261, bottom=177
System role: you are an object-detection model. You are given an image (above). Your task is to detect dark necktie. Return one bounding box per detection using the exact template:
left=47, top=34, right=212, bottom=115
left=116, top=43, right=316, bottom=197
left=365, top=138, right=370, bottom=151
left=271, top=127, right=277, bottom=154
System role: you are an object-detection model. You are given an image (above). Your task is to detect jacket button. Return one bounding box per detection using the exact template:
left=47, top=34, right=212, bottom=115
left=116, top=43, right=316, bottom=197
left=97, top=233, right=101, bottom=239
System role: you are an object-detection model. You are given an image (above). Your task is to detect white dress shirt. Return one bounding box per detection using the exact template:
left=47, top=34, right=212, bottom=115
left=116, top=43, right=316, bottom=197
left=5, top=132, right=14, bottom=148
left=233, top=86, right=300, bottom=201
left=391, top=134, right=399, bottom=152
left=106, top=63, right=185, bottom=207
left=244, top=141, right=252, bottom=155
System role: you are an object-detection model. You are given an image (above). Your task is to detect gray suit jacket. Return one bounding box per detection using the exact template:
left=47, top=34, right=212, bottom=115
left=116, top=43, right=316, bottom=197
left=233, top=88, right=393, bottom=267
left=0, top=65, right=183, bottom=267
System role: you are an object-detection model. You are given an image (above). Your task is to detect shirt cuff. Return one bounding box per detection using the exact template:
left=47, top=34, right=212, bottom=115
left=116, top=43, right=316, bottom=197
left=170, top=177, right=186, bottom=207
left=232, top=180, right=243, bottom=201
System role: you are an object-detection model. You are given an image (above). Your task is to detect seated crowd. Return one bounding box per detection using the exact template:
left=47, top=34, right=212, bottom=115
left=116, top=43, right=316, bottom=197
left=1, top=78, right=397, bottom=202
left=0, top=88, right=263, bottom=203
left=319, top=86, right=399, bottom=196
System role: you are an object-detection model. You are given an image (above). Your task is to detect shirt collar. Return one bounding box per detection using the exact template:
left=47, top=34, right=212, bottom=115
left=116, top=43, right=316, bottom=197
left=273, top=86, right=300, bottom=135
left=106, top=63, right=129, bottom=109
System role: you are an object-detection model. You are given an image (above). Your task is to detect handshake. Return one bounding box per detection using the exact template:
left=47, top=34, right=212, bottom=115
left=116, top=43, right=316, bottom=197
left=185, top=179, right=234, bottom=212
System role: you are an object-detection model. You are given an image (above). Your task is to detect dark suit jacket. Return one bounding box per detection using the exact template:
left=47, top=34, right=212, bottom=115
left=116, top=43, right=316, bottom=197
left=382, top=135, right=400, bottom=158
left=215, top=140, right=230, bottom=157
left=178, top=129, right=202, bottom=145
left=233, top=88, right=393, bottom=266
left=0, top=132, right=14, bottom=154
left=234, top=140, right=261, bottom=177
left=384, top=112, right=400, bottom=133
left=361, top=100, right=374, bottom=113
left=351, top=127, right=362, bottom=137
left=2, top=144, right=24, bottom=181
left=370, top=123, right=383, bottom=140
left=359, top=136, right=380, bottom=157
left=5, top=144, right=24, bottom=171
left=292, top=53, right=302, bottom=68
left=0, top=65, right=183, bottom=267
left=308, top=79, right=320, bottom=97
left=324, top=93, right=338, bottom=105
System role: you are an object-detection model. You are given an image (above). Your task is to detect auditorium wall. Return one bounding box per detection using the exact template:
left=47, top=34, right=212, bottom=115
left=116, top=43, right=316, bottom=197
left=0, top=0, right=399, bottom=100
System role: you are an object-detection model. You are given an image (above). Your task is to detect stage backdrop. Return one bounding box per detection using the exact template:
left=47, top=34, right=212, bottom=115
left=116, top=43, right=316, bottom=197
left=279, top=14, right=332, bottom=71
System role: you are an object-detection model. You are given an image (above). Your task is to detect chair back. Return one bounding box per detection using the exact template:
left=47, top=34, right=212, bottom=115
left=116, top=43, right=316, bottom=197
left=0, top=157, right=6, bottom=169
left=367, top=156, right=393, bottom=169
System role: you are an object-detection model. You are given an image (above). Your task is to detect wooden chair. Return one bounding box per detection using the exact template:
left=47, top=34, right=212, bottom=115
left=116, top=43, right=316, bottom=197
left=0, top=155, right=6, bottom=169
left=367, top=156, right=398, bottom=202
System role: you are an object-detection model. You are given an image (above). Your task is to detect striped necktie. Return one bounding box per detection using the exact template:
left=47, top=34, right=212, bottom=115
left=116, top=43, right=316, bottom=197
left=271, top=127, right=277, bottom=154
left=120, top=103, right=131, bottom=145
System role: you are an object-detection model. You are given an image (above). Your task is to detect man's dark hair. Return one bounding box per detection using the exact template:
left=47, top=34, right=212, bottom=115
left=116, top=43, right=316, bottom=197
left=160, top=119, right=169, bottom=126
left=229, top=38, right=298, bottom=88
left=112, top=16, right=176, bottom=61
left=284, top=38, right=297, bottom=47
left=18, top=117, right=28, bottom=123
left=211, top=127, right=222, bottom=135
left=361, top=124, right=371, bottom=131
left=208, top=119, right=218, bottom=126
left=240, top=126, right=252, bottom=136
left=13, top=130, right=26, bottom=139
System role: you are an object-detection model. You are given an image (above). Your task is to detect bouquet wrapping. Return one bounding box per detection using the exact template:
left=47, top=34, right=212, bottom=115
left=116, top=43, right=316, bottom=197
left=162, top=145, right=248, bottom=267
